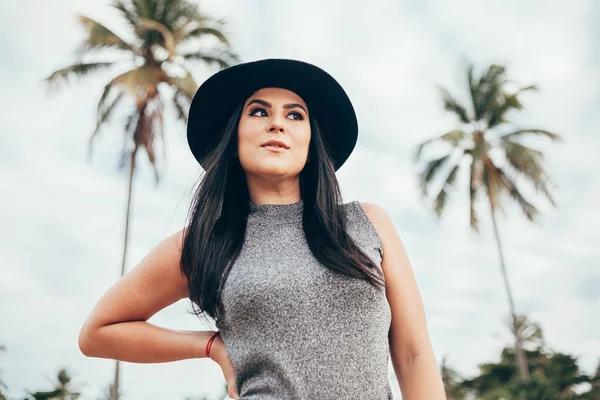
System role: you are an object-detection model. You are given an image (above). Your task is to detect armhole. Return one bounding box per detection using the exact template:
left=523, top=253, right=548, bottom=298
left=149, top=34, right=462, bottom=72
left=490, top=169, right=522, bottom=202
left=352, top=200, right=384, bottom=259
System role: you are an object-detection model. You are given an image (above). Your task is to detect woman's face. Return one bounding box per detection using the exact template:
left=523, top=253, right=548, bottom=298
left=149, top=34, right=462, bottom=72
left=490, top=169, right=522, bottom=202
left=237, top=87, right=311, bottom=179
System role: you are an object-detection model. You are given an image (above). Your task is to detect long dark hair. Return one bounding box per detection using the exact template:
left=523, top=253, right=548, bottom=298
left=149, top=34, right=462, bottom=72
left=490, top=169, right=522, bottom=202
left=180, top=102, right=385, bottom=324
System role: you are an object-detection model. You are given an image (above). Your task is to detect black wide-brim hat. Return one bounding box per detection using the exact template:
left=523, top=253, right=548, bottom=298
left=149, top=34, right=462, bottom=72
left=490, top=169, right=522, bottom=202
left=186, top=58, right=358, bottom=171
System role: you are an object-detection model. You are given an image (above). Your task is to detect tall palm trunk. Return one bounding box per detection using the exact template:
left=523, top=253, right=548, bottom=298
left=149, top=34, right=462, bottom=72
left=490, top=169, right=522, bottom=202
left=109, top=147, right=138, bottom=400
left=488, top=200, right=530, bottom=381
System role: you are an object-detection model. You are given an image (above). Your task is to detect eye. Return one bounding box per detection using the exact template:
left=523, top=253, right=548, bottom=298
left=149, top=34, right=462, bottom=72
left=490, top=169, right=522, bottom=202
left=249, top=107, right=268, bottom=117
left=287, top=111, right=304, bottom=121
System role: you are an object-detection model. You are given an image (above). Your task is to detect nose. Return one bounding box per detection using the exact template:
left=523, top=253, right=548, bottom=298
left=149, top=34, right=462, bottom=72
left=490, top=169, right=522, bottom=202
left=268, top=115, right=285, bottom=133
left=269, top=122, right=284, bottom=133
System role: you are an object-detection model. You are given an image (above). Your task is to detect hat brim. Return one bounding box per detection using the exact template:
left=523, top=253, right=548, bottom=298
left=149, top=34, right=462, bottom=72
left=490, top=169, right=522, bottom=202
left=186, top=58, right=358, bottom=172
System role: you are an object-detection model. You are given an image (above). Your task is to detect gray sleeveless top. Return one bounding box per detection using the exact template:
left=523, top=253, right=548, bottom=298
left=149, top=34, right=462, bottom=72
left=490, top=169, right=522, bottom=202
left=214, top=200, right=393, bottom=399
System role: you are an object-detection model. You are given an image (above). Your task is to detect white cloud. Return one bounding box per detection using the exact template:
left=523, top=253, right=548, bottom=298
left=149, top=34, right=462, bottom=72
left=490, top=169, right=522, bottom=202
left=1, top=0, right=598, bottom=399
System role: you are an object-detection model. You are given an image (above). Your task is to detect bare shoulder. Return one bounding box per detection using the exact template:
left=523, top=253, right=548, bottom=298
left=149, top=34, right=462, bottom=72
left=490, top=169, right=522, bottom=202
left=357, top=201, right=413, bottom=286
left=357, top=201, right=391, bottom=224
left=357, top=201, right=398, bottom=245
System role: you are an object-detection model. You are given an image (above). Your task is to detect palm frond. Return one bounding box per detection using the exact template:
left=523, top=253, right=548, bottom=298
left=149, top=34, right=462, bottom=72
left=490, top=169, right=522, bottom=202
left=516, top=83, right=538, bottom=94
left=44, top=62, right=115, bottom=92
left=414, top=129, right=466, bottom=161
left=111, top=64, right=166, bottom=95
left=500, top=129, right=562, bottom=142
left=97, top=81, right=116, bottom=120
left=180, top=25, right=230, bottom=45
left=471, top=64, right=505, bottom=121
left=467, top=63, right=477, bottom=118
left=118, top=141, right=136, bottom=174
left=487, top=83, right=538, bottom=128
left=479, top=79, right=504, bottom=123
left=487, top=92, right=523, bottom=128
left=136, top=17, right=177, bottom=59
left=112, top=0, right=138, bottom=28
left=75, top=15, right=135, bottom=55
left=167, top=67, right=195, bottom=124
left=172, top=93, right=188, bottom=124
left=418, top=154, right=451, bottom=197
left=167, top=69, right=197, bottom=99
left=498, top=168, right=539, bottom=221
left=181, top=50, right=237, bottom=69
left=439, top=87, right=471, bottom=124
left=502, top=139, right=556, bottom=206
left=91, top=91, right=126, bottom=143
left=132, top=0, right=151, bottom=20
left=88, top=82, right=127, bottom=161
left=433, top=163, right=460, bottom=217
left=159, top=0, right=202, bottom=27
left=124, top=110, right=138, bottom=136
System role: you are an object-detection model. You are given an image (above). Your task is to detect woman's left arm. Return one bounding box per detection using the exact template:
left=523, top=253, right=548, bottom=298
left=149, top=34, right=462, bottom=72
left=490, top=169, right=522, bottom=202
left=360, top=202, right=446, bottom=400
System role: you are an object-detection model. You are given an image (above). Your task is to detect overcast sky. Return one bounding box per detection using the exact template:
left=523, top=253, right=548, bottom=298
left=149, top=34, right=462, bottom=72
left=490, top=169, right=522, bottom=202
left=1, top=0, right=599, bottom=399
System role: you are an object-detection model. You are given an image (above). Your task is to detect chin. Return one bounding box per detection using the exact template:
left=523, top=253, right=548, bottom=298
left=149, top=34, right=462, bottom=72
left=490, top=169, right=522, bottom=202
left=248, top=163, right=300, bottom=178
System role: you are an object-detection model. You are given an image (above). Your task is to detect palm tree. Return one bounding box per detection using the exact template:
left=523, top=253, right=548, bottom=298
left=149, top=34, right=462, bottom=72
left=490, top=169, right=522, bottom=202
left=43, top=1, right=238, bottom=399
left=510, top=314, right=545, bottom=353
left=440, top=356, right=467, bottom=400
left=27, top=367, right=82, bottom=400
left=414, top=62, right=562, bottom=381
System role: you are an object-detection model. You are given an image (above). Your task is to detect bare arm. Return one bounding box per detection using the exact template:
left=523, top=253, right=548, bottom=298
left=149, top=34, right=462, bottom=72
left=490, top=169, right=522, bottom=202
left=360, top=202, right=446, bottom=400
left=78, top=228, right=213, bottom=363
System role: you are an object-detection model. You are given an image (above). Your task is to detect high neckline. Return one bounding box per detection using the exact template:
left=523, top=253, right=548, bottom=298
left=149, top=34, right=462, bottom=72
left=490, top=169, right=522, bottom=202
left=248, top=199, right=304, bottom=224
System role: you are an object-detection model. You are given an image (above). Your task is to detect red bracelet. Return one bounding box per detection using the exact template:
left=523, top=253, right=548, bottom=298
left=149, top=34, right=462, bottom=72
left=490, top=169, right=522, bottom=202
left=206, top=331, right=220, bottom=358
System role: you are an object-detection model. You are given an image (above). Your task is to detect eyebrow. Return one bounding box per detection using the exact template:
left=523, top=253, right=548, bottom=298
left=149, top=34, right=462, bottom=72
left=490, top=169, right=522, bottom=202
left=246, top=99, right=308, bottom=115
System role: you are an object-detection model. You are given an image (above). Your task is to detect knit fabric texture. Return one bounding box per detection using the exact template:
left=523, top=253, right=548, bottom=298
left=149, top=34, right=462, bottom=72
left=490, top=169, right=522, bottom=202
left=214, top=200, right=393, bottom=399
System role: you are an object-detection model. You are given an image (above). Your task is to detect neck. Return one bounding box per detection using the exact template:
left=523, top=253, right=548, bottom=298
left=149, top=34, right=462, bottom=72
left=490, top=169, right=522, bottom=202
left=248, top=199, right=304, bottom=224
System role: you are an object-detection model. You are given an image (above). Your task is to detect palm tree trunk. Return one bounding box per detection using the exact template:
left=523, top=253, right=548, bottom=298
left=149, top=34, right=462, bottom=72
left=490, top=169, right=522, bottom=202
left=110, top=360, right=120, bottom=400
left=488, top=201, right=530, bottom=381
left=110, top=148, right=138, bottom=400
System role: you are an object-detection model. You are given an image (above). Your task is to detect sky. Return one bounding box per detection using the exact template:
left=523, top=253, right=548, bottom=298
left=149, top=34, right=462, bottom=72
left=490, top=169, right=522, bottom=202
left=1, top=0, right=599, bottom=399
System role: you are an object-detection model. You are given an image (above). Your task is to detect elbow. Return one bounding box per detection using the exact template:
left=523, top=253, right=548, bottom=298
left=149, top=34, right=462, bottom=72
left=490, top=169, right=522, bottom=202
left=78, top=323, right=99, bottom=357
left=395, top=347, right=422, bottom=371
left=390, top=337, right=429, bottom=372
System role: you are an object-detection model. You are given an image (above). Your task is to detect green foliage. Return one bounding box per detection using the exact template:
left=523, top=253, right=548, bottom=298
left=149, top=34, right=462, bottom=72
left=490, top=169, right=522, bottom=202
left=26, top=368, right=81, bottom=400
left=505, top=375, right=561, bottom=400
left=440, top=318, right=599, bottom=399
left=454, top=331, right=595, bottom=399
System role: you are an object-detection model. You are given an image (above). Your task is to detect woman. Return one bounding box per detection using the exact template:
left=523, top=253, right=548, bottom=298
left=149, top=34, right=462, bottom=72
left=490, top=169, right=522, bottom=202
left=78, top=58, right=446, bottom=400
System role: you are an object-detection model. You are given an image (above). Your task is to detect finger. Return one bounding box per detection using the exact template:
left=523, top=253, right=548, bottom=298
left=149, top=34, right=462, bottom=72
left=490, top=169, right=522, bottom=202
left=227, top=383, right=239, bottom=399
left=228, top=379, right=239, bottom=398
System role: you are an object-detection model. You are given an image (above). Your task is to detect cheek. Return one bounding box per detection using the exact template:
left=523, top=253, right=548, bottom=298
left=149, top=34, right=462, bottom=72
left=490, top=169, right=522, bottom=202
left=237, top=119, right=258, bottom=151
left=298, top=125, right=312, bottom=152
left=237, top=118, right=252, bottom=140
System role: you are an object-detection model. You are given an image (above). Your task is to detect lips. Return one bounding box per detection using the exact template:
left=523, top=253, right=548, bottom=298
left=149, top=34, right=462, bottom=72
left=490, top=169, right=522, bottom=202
left=261, top=140, right=289, bottom=149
